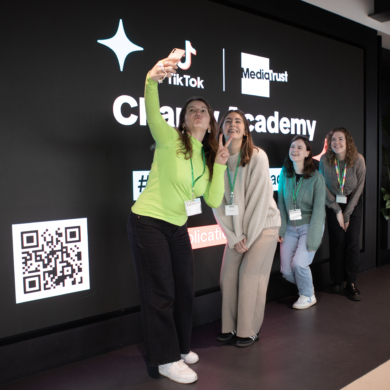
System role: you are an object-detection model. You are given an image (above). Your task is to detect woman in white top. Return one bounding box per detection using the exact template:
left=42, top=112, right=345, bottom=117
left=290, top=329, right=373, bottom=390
left=213, top=109, right=281, bottom=348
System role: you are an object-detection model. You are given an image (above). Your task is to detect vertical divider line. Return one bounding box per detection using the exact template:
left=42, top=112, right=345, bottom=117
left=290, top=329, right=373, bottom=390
left=223, top=48, right=225, bottom=92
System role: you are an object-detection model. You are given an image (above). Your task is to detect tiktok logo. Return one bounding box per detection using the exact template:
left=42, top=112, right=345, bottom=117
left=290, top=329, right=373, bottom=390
left=169, top=40, right=204, bottom=89
left=178, top=41, right=197, bottom=70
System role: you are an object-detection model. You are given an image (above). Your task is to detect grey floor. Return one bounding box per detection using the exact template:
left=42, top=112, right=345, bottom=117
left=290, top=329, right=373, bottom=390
left=2, top=264, right=390, bottom=390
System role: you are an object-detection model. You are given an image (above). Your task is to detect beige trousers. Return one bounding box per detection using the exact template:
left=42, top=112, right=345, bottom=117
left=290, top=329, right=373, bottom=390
left=220, top=227, right=279, bottom=337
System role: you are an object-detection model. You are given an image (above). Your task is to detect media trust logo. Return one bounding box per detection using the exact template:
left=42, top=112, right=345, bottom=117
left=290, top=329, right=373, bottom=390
left=241, top=52, right=288, bottom=98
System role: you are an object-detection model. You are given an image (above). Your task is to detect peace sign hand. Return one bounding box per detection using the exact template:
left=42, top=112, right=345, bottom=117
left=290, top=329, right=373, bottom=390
left=215, top=134, right=232, bottom=165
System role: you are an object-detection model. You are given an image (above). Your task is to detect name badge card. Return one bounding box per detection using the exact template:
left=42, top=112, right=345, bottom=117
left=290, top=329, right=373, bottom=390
left=225, top=204, right=239, bottom=216
left=289, top=209, right=302, bottom=221
left=336, top=194, right=347, bottom=204
left=185, top=198, right=202, bottom=216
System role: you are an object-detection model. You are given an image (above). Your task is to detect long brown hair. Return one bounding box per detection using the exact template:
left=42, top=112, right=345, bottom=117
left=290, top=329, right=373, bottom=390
left=283, top=135, right=315, bottom=179
left=177, top=97, right=219, bottom=180
left=219, top=109, right=259, bottom=167
left=325, top=127, right=358, bottom=168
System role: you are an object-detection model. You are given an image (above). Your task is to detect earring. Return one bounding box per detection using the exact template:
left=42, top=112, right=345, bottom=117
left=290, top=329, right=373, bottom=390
left=207, top=128, right=211, bottom=133
left=243, top=135, right=248, bottom=141
left=182, top=125, right=186, bottom=134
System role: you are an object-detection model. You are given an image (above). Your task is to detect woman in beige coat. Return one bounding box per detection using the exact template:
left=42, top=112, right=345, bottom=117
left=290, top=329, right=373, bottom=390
left=213, top=109, right=281, bottom=347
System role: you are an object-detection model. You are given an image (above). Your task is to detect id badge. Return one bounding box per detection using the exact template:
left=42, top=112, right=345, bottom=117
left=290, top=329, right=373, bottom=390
left=225, top=204, right=239, bottom=216
left=336, top=194, right=347, bottom=204
left=185, top=198, right=202, bottom=216
left=289, top=209, right=302, bottom=221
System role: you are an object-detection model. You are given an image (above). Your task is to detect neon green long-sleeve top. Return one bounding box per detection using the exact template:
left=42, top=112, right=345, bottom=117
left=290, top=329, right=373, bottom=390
left=132, top=75, right=227, bottom=226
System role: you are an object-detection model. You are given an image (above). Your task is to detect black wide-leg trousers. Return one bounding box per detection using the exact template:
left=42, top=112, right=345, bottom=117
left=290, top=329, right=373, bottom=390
left=326, top=198, right=363, bottom=284
left=127, top=212, right=194, bottom=366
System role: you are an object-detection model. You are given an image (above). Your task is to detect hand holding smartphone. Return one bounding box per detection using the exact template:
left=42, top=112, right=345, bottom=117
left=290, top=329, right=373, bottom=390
left=167, top=48, right=185, bottom=64
left=149, top=49, right=185, bottom=83
left=160, top=48, right=184, bottom=82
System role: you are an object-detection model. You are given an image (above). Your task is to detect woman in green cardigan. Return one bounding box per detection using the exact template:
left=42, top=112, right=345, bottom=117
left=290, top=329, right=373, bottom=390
left=278, top=135, right=326, bottom=309
left=127, top=57, right=230, bottom=384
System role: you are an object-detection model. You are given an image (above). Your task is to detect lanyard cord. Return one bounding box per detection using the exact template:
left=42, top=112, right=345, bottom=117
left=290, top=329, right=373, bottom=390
left=226, top=154, right=241, bottom=205
left=190, top=147, right=206, bottom=200
left=292, top=173, right=303, bottom=208
left=334, top=158, right=347, bottom=194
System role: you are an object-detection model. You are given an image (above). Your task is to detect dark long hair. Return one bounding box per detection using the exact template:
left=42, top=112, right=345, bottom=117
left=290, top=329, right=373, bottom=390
left=219, top=109, right=259, bottom=167
left=177, top=97, right=219, bottom=180
left=283, top=135, right=315, bottom=179
left=325, top=127, right=358, bottom=168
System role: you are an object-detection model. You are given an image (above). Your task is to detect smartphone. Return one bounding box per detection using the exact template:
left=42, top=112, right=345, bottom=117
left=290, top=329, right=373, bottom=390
left=168, top=48, right=185, bottom=64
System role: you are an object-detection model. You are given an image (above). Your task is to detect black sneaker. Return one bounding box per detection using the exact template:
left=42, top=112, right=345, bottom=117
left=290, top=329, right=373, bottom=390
left=217, top=331, right=236, bottom=342
left=236, top=333, right=259, bottom=348
left=345, top=283, right=361, bottom=301
left=332, top=282, right=344, bottom=293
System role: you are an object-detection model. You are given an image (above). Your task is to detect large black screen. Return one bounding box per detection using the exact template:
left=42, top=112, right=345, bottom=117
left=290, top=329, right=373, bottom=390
left=0, top=0, right=364, bottom=339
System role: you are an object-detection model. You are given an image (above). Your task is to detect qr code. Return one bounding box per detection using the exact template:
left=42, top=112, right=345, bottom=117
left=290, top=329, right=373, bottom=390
left=12, top=218, right=90, bottom=304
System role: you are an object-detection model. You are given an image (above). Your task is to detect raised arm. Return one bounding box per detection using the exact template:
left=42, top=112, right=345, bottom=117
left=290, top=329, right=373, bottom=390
left=145, top=59, right=180, bottom=146
left=203, top=163, right=227, bottom=208
left=203, top=134, right=231, bottom=208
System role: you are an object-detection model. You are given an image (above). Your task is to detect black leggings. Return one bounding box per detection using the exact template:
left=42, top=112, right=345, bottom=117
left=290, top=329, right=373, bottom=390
left=326, top=198, right=363, bottom=284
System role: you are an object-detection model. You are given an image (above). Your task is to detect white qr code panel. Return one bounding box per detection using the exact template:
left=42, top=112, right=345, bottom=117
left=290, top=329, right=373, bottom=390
left=12, top=218, right=90, bottom=303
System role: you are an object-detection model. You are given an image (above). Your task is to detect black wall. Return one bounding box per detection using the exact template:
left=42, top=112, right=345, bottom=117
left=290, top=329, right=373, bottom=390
left=1, top=0, right=367, bottom=341
left=0, top=0, right=380, bottom=385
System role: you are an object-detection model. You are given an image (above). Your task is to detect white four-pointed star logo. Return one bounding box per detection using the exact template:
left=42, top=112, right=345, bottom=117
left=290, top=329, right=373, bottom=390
left=98, top=19, right=144, bottom=71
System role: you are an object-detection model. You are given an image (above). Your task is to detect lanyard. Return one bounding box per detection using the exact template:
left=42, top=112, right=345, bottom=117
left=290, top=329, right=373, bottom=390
left=190, top=147, right=206, bottom=200
left=292, top=173, right=303, bottom=208
left=226, top=154, right=241, bottom=205
left=334, top=158, right=347, bottom=194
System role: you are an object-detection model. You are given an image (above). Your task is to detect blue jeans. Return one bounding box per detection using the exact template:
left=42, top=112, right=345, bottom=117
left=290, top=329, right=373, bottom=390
left=127, top=212, right=194, bottom=366
left=280, top=224, right=318, bottom=297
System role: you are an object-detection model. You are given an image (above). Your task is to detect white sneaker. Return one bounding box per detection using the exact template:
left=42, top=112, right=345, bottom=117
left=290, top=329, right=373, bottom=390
left=181, top=351, right=199, bottom=364
left=293, top=294, right=317, bottom=309
left=158, top=359, right=198, bottom=384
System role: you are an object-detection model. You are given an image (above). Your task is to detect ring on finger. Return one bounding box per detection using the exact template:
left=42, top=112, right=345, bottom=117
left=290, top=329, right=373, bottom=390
left=159, top=64, right=168, bottom=84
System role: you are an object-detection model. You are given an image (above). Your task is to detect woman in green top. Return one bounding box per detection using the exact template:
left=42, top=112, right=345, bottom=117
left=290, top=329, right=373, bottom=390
left=128, top=57, right=230, bottom=384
